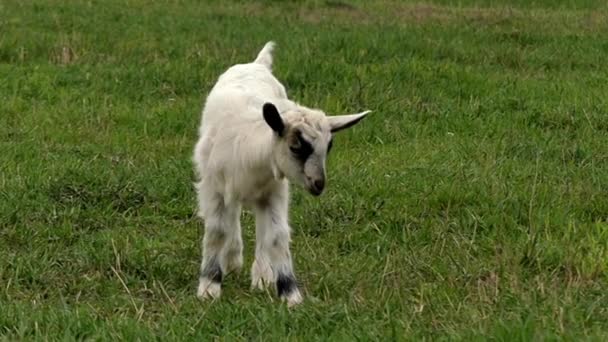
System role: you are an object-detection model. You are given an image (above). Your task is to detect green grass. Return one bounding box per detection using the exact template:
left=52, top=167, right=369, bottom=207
left=2, top=0, right=608, bottom=339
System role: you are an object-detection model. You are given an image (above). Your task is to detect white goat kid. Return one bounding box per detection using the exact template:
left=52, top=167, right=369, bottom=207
left=193, top=42, right=370, bottom=306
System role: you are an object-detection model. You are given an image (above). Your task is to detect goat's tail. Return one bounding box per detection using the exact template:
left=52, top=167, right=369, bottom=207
left=254, top=41, right=275, bottom=68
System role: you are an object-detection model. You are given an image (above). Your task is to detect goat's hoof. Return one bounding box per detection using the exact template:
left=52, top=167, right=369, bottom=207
left=250, top=260, right=274, bottom=290
left=196, top=277, right=221, bottom=300
left=224, top=256, right=243, bottom=274
left=282, top=289, right=303, bottom=307
left=250, top=277, right=273, bottom=291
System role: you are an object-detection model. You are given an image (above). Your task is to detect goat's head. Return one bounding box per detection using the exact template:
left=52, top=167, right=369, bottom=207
left=263, top=102, right=370, bottom=196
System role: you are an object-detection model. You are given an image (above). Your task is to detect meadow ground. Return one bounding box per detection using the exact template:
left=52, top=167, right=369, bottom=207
left=1, top=0, right=608, bottom=340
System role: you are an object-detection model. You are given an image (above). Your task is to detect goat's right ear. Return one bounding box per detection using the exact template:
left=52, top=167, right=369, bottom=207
left=328, top=110, right=371, bottom=133
left=263, top=103, right=285, bottom=137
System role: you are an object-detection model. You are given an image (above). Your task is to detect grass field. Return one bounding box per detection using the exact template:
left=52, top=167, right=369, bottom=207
left=2, top=0, right=608, bottom=339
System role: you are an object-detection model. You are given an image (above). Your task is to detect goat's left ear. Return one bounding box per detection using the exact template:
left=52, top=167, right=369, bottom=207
left=328, top=110, right=371, bottom=133
left=263, top=102, right=285, bottom=137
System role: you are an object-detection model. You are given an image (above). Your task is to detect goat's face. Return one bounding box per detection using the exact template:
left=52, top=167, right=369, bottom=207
left=263, top=103, right=370, bottom=196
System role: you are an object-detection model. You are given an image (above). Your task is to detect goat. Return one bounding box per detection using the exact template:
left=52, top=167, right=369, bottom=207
left=193, top=42, right=370, bottom=306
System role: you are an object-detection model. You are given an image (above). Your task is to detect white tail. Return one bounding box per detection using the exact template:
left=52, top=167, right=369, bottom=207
left=253, top=41, right=276, bottom=68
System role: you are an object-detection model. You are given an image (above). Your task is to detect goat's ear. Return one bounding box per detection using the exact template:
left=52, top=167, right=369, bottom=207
left=328, top=110, right=371, bottom=133
left=263, top=103, right=285, bottom=137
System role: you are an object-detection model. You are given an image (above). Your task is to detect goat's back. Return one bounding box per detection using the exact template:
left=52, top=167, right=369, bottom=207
left=204, top=63, right=286, bottom=121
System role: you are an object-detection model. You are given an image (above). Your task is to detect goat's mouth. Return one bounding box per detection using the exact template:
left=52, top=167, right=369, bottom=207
left=307, top=186, right=324, bottom=196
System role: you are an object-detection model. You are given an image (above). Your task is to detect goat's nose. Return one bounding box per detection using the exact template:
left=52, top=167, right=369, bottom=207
left=313, top=179, right=325, bottom=193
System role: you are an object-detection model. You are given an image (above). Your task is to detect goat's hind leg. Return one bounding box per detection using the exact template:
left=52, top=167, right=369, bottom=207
left=196, top=190, right=241, bottom=300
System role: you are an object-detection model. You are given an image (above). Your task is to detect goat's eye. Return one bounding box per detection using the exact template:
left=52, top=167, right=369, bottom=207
left=290, top=138, right=301, bottom=150
left=290, top=135, right=313, bottom=161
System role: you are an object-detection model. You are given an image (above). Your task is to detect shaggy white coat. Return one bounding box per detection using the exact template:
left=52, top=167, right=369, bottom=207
left=193, top=42, right=370, bottom=306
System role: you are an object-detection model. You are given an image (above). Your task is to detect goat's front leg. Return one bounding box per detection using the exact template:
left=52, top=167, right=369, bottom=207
left=196, top=192, right=241, bottom=300
left=251, top=186, right=303, bottom=306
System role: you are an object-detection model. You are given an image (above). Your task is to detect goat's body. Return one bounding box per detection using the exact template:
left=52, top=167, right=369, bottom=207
left=194, top=46, right=292, bottom=205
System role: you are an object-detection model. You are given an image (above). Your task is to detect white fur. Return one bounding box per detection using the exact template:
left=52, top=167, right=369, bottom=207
left=196, top=278, right=221, bottom=300
left=193, top=41, right=369, bottom=306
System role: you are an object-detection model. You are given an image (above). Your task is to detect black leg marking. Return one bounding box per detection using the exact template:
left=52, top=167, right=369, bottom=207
left=276, top=273, right=297, bottom=297
left=201, top=257, right=223, bottom=284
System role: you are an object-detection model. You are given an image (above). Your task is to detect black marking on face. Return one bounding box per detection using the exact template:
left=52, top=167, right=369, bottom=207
left=327, top=137, right=333, bottom=154
left=276, top=272, right=297, bottom=297
left=290, top=131, right=313, bottom=162
left=201, top=257, right=223, bottom=284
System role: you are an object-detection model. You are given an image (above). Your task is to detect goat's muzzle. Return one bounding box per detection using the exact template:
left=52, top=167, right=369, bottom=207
left=307, top=177, right=325, bottom=196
